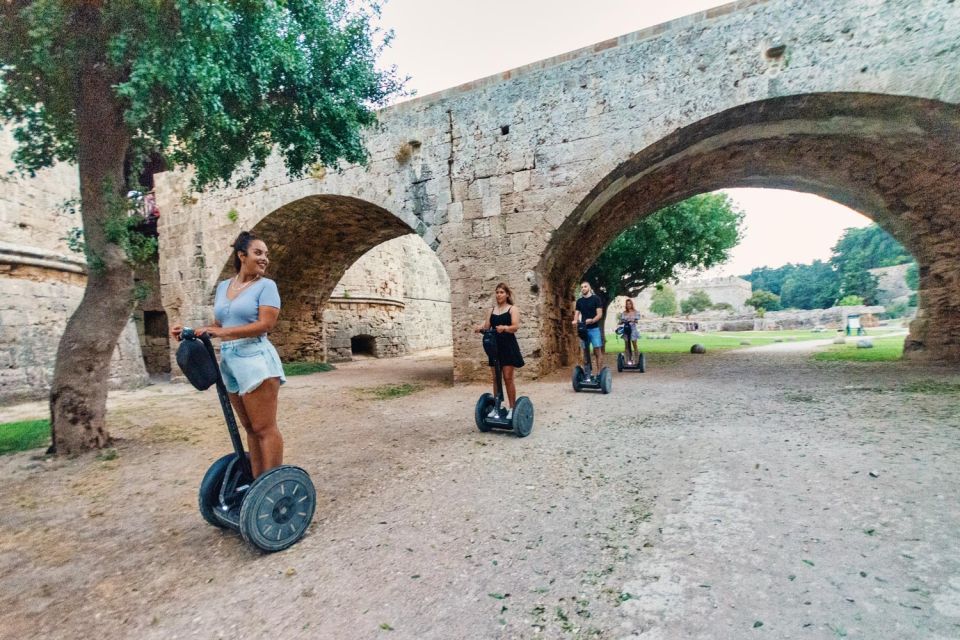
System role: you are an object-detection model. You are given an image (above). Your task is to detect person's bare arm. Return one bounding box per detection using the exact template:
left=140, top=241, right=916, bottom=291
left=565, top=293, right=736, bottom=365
left=197, top=306, right=279, bottom=340
left=497, top=307, right=521, bottom=333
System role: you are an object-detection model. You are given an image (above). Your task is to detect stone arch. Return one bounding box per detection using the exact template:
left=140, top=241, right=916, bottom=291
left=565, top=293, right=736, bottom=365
left=537, top=93, right=960, bottom=371
left=214, top=194, right=417, bottom=361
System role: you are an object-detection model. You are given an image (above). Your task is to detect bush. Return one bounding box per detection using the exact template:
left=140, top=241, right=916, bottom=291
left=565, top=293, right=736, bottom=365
left=837, top=294, right=865, bottom=306
left=746, top=289, right=782, bottom=312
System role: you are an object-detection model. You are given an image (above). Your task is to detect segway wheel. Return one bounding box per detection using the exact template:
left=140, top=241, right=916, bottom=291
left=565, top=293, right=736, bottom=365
left=599, top=367, right=613, bottom=394
left=475, top=393, right=495, bottom=432
left=638, top=352, right=646, bottom=373
left=239, top=465, right=316, bottom=552
left=572, top=366, right=584, bottom=392
left=511, top=396, right=534, bottom=438
left=199, top=453, right=247, bottom=528
left=617, top=353, right=624, bottom=373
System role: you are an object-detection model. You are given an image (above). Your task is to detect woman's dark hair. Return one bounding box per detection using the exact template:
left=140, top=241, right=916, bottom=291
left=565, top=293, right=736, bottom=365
left=232, top=231, right=257, bottom=272
left=495, top=282, right=514, bottom=305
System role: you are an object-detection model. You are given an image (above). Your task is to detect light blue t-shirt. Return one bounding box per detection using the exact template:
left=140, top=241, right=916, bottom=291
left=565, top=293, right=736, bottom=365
left=214, top=277, right=281, bottom=329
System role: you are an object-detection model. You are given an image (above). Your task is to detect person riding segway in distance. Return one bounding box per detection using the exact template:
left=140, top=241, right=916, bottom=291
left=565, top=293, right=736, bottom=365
left=619, top=298, right=640, bottom=365
left=573, top=281, right=604, bottom=377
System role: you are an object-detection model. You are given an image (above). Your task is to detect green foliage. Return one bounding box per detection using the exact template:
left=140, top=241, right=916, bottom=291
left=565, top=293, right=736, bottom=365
left=837, top=294, right=865, bottom=306
left=680, top=289, right=712, bottom=315
left=133, top=280, right=152, bottom=303
left=831, top=225, right=911, bottom=272
left=585, top=193, right=744, bottom=304
left=283, top=361, right=335, bottom=376
left=649, top=285, right=678, bottom=317
left=711, top=302, right=734, bottom=311
left=1, top=0, right=404, bottom=189
left=745, top=289, right=782, bottom=312
left=0, top=419, right=50, bottom=455
left=780, top=260, right=839, bottom=310
left=742, top=264, right=798, bottom=297
left=226, top=208, right=239, bottom=223
left=65, top=227, right=85, bottom=255
left=837, top=269, right=879, bottom=305
left=742, top=224, right=912, bottom=310
left=905, top=262, right=919, bottom=290
left=882, top=301, right=910, bottom=319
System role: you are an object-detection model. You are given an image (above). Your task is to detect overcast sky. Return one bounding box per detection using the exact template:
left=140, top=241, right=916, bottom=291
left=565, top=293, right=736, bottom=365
left=376, top=0, right=873, bottom=276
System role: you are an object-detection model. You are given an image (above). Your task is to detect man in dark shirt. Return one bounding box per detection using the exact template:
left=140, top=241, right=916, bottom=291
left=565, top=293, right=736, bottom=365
left=573, top=281, right=604, bottom=376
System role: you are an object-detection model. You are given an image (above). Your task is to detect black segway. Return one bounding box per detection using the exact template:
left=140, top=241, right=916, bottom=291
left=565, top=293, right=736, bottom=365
left=616, top=321, right=646, bottom=373
left=176, top=328, right=316, bottom=552
left=572, top=322, right=612, bottom=393
left=475, top=329, right=534, bottom=437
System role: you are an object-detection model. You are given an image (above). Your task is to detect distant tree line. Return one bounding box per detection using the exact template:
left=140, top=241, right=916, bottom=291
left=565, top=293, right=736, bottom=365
left=741, top=224, right=916, bottom=312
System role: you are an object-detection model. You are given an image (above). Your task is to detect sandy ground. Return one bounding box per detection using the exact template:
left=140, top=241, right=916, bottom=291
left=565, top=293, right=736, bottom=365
left=1, top=346, right=959, bottom=640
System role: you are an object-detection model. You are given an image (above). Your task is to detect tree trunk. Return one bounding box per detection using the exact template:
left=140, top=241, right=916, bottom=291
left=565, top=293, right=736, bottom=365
left=49, top=53, right=132, bottom=453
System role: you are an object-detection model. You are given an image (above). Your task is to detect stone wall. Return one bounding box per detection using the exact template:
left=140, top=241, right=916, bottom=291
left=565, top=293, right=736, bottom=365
left=631, top=277, right=752, bottom=316
left=321, top=234, right=451, bottom=362
left=869, top=263, right=913, bottom=306
left=756, top=305, right=885, bottom=330
left=0, top=132, right=149, bottom=403
left=132, top=262, right=171, bottom=375
left=604, top=276, right=752, bottom=333
left=156, top=0, right=960, bottom=378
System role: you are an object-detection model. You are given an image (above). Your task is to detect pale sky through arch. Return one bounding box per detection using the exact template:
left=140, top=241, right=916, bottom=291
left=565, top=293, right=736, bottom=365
left=376, top=0, right=874, bottom=277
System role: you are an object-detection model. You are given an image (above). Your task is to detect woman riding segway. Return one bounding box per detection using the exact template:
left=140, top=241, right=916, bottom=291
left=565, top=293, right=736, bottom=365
left=619, top=299, right=640, bottom=363
left=172, top=231, right=316, bottom=552
left=474, top=282, right=534, bottom=436
left=475, top=282, right=525, bottom=418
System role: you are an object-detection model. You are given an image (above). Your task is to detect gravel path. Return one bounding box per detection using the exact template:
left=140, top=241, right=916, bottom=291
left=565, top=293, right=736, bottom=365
left=1, top=346, right=958, bottom=639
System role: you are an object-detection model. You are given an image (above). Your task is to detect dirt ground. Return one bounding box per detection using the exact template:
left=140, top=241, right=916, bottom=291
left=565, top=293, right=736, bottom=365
left=1, top=345, right=959, bottom=640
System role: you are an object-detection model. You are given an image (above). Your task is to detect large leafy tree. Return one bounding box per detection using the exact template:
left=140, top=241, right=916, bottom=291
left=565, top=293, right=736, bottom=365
left=680, top=289, right=712, bottom=315
left=779, top=260, right=839, bottom=310
left=1, top=0, right=402, bottom=453
left=742, top=264, right=799, bottom=297
left=649, top=286, right=678, bottom=317
left=830, top=224, right=912, bottom=273
left=584, top=193, right=744, bottom=320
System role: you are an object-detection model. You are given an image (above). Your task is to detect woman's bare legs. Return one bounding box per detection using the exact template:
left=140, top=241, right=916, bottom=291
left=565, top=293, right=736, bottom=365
left=502, top=365, right=517, bottom=408
left=236, top=377, right=283, bottom=477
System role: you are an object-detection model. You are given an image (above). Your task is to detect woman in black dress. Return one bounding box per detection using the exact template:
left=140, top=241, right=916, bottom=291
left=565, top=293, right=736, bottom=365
left=475, top=282, right=525, bottom=419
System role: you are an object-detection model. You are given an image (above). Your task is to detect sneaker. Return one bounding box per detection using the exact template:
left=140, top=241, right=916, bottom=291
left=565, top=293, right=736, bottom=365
left=505, top=408, right=513, bottom=420
left=488, top=406, right=500, bottom=418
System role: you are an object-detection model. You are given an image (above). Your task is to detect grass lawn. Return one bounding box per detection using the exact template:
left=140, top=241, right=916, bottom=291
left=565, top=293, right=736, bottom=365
left=283, top=361, right=335, bottom=376
left=356, top=383, right=424, bottom=400
left=813, top=335, right=905, bottom=362
left=0, top=419, right=50, bottom=455
left=604, top=328, right=832, bottom=354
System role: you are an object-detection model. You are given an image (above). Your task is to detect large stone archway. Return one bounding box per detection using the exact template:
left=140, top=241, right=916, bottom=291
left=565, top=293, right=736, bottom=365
left=155, top=0, right=960, bottom=380
left=537, top=93, right=960, bottom=371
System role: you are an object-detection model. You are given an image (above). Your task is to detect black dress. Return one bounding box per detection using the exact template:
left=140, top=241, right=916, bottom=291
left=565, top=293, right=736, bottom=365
left=488, top=307, right=525, bottom=368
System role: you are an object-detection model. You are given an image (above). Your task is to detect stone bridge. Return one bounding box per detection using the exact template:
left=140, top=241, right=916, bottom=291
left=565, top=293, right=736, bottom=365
left=156, top=0, right=960, bottom=380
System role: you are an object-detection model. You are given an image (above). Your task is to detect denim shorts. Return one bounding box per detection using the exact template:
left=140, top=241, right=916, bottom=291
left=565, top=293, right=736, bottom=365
left=220, top=336, right=286, bottom=395
left=582, top=326, right=603, bottom=349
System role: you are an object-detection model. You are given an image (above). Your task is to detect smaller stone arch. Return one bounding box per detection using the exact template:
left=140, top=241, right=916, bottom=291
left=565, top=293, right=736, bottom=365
left=214, top=194, right=415, bottom=361
left=350, top=334, right=377, bottom=358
